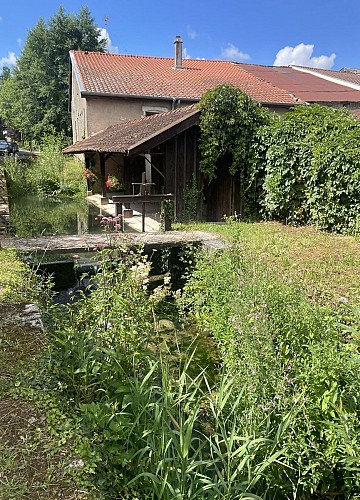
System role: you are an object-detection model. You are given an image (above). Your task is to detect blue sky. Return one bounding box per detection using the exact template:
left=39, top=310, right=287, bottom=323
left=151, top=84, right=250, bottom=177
left=1, top=0, right=359, bottom=71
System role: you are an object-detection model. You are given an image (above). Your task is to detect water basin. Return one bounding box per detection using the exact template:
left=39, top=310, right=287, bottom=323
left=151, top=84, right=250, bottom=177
left=9, top=195, right=102, bottom=237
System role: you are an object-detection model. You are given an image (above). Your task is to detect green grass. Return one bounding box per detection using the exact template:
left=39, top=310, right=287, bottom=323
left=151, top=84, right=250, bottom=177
left=1, top=221, right=359, bottom=498
left=0, top=251, right=92, bottom=499
left=175, top=220, right=360, bottom=307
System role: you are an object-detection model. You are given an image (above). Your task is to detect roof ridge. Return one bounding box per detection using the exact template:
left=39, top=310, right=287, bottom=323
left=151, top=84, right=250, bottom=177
left=70, top=49, right=247, bottom=65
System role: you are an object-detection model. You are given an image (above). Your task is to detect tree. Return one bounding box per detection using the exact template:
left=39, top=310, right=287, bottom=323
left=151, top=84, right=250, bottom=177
left=0, top=66, right=12, bottom=137
left=0, top=66, right=11, bottom=89
left=0, top=6, right=105, bottom=143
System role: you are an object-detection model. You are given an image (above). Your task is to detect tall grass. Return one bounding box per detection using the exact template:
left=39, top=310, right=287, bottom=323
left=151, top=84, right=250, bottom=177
left=44, top=245, right=294, bottom=498
left=20, top=223, right=360, bottom=498
left=4, top=135, right=86, bottom=199
left=74, top=357, right=291, bottom=499
left=181, top=225, right=360, bottom=498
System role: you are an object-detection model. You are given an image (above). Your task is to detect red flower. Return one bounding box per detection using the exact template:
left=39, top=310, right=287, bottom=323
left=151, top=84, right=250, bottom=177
left=83, top=168, right=97, bottom=180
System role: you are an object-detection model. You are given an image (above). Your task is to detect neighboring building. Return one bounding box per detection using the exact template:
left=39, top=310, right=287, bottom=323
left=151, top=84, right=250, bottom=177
left=237, top=64, right=360, bottom=115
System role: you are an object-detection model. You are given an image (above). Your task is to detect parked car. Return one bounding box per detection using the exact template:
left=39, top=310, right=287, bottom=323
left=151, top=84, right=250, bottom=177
left=0, top=140, right=8, bottom=155
left=0, top=140, right=19, bottom=155
left=7, top=142, right=19, bottom=154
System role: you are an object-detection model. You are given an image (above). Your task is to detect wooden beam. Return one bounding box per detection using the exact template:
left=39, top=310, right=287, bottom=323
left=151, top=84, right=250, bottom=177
left=111, top=194, right=174, bottom=204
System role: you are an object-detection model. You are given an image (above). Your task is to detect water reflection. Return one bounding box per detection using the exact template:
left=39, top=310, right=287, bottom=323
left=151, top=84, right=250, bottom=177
left=9, top=195, right=102, bottom=237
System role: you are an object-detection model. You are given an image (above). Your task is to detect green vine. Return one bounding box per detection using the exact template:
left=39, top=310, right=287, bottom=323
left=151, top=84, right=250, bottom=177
left=262, top=104, right=360, bottom=233
left=181, top=173, right=201, bottom=222
left=198, top=84, right=269, bottom=180
left=160, top=199, right=174, bottom=231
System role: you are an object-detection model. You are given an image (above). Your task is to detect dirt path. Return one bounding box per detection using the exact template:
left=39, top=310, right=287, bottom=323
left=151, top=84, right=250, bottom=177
left=0, top=303, right=90, bottom=499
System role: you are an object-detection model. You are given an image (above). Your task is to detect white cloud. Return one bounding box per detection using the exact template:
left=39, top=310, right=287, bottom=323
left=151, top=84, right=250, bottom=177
left=0, top=16, right=3, bottom=22
left=186, top=26, right=198, bottom=40
left=17, top=38, right=22, bottom=47
left=0, top=51, right=17, bottom=68
left=221, top=43, right=251, bottom=62
left=273, top=43, right=336, bottom=69
left=98, top=28, right=118, bottom=54
left=183, top=47, right=192, bottom=59
left=183, top=48, right=206, bottom=61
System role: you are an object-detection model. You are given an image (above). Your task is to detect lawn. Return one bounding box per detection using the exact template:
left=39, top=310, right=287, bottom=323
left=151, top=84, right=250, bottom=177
left=185, top=221, right=360, bottom=307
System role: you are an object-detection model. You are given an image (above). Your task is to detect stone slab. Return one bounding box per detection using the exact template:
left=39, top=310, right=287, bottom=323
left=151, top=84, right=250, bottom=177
left=1, top=230, right=227, bottom=255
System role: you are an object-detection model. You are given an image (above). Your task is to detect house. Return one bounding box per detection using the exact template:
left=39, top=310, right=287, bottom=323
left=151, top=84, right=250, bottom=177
left=67, top=38, right=360, bottom=222
left=69, top=37, right=299, bottom=144
left=68, top=38, right=302, bottom=221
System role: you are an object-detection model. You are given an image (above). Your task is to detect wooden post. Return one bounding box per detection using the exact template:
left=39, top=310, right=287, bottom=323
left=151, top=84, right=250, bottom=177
left=100, top=153, right=106, bottom=198
left=85, top=156, right=91, bottom=193
left=142, top=202, right=146, bottom=232
left=115, top=202, right=124, bottom=231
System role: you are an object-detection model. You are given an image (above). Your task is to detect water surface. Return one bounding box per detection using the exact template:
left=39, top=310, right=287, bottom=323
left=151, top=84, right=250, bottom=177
left=9, top=195, right=101, bottom=237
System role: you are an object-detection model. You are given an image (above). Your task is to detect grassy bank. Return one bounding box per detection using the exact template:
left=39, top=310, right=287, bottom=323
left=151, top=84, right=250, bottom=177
left=181, top=221, right=360, bottom=498
left=0, top=249, right=88, bottom=499
left=0, top=222, right=359, bottom=498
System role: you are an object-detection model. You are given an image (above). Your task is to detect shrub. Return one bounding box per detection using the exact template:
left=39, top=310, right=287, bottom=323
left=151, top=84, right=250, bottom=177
left=0, top=247, right=52, bottom=305
left=4, top=134, right=86, bottom=199
left=262, top=105, right=360, bottom=233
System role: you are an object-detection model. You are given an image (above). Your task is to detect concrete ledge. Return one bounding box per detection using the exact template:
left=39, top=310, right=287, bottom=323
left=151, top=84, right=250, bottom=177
left=2, top=230, right=227, bottom=255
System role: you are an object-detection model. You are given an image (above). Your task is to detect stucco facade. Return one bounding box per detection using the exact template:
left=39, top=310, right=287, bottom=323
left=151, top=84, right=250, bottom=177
left=71, top=66, right=88, bottom=142
left=86, top=97, right=182, bottom=137
left=71, top=65, right=195, bottom=142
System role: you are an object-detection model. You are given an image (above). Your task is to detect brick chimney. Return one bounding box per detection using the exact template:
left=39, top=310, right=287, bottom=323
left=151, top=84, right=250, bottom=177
left=173, top=36, right=183, bottom=69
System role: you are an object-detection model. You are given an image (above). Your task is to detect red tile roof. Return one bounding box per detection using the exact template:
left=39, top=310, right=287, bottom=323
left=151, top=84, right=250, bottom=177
left=70, top=51, right=299, bottom=106
left=238, top=64, right=360, bottom=102
left=63, top=104, right=200, bottom=154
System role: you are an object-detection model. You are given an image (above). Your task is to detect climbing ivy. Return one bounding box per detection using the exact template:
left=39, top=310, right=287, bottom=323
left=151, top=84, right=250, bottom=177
left=262, top=104, right=360, bottom=233
left=198, top=84, right=269, bottom=180
left=198, top=89, right=360, bottom=234
left=181, top=173, right=201, bottom=222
